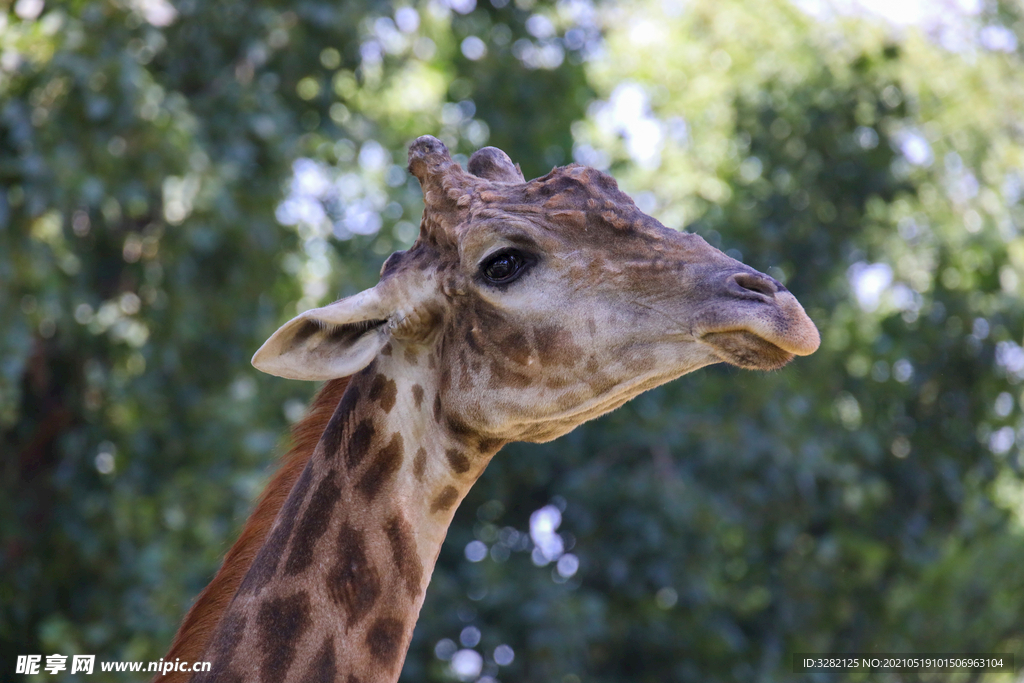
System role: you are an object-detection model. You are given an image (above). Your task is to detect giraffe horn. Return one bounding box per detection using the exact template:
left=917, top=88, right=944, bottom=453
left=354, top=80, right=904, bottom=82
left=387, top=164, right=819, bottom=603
left=468, top=146, right=525, bottom=183
left=408, top=135, right=476, bottom=209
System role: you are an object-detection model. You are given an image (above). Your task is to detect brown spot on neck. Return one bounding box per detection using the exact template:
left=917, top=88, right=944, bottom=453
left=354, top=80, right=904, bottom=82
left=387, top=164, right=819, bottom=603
left=356, top=433, right=404, bottom=498
left=384, top=515, right=424, bottom=597
left=284, top=471, right=342, bottom=576
left=327, top=524, right=381, bottom=626
left=365, top=617, right=406, bottom=664
left=368, top=373, right=398, bottom=413
left=445, top=448, right=471, bottom=474
left=411, top=384, right=425, bottom=409
left=430, top=485, right=459, bottom=513
left=345, top=419, right=376, bottom=470
left=413, top=447, right=427, bottom=481
left=257, top=592, right=312, bottom=683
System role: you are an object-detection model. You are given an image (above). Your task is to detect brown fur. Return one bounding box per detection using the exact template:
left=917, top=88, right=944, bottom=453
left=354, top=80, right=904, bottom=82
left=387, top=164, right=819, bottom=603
left=155, top=378, right=350, bottom=683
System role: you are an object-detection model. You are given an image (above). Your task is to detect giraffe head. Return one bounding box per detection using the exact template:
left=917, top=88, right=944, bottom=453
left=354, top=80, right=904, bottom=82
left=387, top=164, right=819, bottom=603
left=254, top=136, right=819, bottom=443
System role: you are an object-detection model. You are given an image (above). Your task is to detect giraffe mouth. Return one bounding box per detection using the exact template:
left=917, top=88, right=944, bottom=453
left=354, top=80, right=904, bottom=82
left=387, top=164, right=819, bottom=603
left=694, top=286, right=819, bottom=370
left=700, top=330, right=796, bottom=371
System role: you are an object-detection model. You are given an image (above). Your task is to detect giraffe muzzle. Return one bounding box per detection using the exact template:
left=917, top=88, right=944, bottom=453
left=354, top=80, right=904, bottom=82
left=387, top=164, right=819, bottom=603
left=696, top=270, right=820, bottom=370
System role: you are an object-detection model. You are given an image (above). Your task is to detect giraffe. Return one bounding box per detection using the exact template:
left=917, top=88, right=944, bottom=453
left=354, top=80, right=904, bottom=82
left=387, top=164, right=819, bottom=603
left=161, top=135, right=819, bottom=683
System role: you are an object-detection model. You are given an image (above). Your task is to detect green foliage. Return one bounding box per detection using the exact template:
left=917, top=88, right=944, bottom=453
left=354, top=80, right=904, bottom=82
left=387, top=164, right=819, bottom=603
left=3, top=0, right=1024, bottom=681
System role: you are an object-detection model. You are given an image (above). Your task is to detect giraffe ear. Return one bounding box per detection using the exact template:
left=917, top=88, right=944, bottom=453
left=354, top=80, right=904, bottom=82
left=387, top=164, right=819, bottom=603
left=251, top=288, right=392, bottom=381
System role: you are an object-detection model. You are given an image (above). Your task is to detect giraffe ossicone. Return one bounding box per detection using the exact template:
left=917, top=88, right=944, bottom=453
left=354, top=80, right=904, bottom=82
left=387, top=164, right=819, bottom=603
left=163, top=135, right=819, bottom=683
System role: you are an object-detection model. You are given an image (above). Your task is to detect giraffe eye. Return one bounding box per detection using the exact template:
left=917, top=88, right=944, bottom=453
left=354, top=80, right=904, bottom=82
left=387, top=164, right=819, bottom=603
left=481, top=250, right=528, bottom=285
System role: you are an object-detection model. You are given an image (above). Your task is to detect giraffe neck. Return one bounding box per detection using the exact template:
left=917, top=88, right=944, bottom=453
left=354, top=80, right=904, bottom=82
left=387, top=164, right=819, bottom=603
left=158, top=379, right=351, bottom=683
left=195, top=356, right=501, bottom=683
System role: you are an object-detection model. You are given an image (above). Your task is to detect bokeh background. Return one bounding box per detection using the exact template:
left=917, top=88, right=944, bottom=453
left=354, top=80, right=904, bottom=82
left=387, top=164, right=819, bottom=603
left=3, top=0, right=1024, bottom=680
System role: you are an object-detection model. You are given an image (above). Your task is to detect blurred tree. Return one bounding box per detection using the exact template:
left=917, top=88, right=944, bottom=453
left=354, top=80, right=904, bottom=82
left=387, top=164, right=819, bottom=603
left=3, top=0, right=1024, bottom=681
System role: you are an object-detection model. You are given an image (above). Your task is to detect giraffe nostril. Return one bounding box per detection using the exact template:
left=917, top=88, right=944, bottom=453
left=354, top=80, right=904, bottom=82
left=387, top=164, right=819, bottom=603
left=730, top=272, right=779, bottom=299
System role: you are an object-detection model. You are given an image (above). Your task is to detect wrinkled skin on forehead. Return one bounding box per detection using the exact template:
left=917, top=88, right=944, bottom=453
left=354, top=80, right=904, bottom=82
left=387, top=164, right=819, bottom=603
left=253, top=136, right=819, bottom=444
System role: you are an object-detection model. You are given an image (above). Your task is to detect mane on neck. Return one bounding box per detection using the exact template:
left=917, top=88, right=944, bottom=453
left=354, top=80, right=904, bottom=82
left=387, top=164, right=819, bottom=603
left=155, top=378, right=350, bottom=683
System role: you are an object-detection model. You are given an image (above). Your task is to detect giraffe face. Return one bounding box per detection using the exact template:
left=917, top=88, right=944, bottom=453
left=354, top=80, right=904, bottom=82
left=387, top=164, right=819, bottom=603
left=253, top=137, right=819, bottom=443
left=404, top=175, right=815, bottom=442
